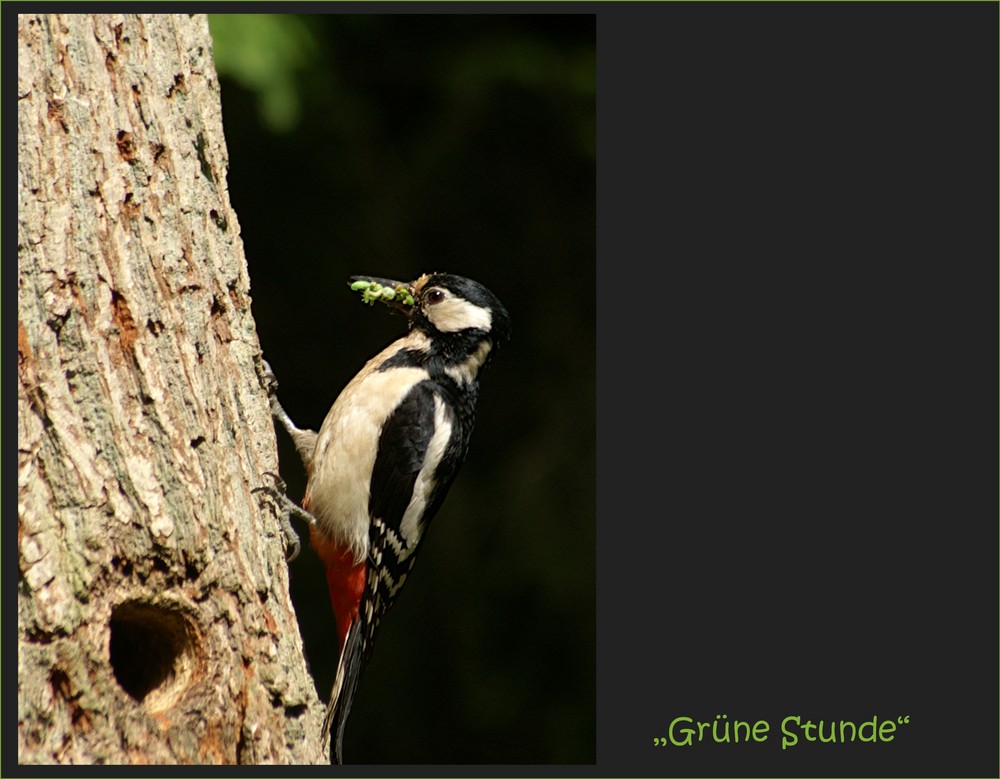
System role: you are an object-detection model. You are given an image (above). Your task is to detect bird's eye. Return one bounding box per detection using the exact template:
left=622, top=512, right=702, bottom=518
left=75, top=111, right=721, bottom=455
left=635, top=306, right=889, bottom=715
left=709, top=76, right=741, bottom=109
left=426, top=288, right=446, bottom=305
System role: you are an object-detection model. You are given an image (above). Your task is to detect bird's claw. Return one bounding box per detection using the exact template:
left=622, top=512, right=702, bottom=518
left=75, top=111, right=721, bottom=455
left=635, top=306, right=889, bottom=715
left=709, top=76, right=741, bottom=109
left=261, top=359, right=279, bottom=397
left=254, top=471, right=302, bottom=562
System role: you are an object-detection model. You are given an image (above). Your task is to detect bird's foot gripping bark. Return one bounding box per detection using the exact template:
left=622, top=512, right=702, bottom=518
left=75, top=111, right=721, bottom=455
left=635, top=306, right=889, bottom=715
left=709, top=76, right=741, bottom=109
left=261, top=360, right=295, bottom=434
left=260, top=359, right=318, bottom=468
left=253, top=472, right=315, bottom=562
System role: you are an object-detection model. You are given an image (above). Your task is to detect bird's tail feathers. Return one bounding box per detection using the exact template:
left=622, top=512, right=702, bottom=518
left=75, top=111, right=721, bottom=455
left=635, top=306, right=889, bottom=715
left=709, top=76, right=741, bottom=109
left=322, top=620, right=365, bottom=764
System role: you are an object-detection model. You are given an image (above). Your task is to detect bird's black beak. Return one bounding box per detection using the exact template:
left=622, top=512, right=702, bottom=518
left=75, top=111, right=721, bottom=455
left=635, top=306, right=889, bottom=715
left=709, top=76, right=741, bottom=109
left=348, top=275, right=416, bottom=315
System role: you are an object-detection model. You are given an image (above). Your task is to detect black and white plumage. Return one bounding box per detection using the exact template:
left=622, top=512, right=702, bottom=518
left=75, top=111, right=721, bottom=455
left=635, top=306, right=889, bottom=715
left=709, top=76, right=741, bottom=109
left=266, top=272, right=510, bottom=764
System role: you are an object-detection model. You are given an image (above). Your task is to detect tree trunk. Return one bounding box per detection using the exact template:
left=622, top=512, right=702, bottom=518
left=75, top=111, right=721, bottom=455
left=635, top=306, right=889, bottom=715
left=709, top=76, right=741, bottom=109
left=17, top=13, right=325, bottom=764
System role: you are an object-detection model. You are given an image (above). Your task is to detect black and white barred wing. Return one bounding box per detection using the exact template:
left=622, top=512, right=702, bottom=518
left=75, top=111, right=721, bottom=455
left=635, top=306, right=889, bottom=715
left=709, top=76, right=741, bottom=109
left=361, top=380, right=467, bottom=659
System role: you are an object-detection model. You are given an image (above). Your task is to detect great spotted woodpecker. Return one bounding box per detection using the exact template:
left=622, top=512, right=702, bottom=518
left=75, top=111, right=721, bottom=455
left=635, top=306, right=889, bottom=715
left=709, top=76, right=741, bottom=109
left=264, top=272, right=510, bottom=764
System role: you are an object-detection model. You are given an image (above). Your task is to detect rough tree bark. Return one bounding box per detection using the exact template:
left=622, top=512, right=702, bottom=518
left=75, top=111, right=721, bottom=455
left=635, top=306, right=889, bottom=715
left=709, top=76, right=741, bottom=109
left=17, top=13, right=326, bottom=764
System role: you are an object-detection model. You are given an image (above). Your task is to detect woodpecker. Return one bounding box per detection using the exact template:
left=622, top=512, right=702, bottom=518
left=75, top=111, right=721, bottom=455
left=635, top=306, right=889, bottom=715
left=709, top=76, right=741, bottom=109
left=264, top=272, right=510, bottom=764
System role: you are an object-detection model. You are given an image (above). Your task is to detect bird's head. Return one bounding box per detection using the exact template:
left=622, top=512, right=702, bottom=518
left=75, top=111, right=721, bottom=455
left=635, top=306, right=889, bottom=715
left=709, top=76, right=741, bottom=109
left=349, top=272, right=511, bottom=349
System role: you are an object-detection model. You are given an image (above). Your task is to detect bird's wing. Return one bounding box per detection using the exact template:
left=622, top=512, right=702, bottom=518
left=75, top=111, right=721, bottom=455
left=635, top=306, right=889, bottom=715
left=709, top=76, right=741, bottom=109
left=363, top=380, right=460, bottom=655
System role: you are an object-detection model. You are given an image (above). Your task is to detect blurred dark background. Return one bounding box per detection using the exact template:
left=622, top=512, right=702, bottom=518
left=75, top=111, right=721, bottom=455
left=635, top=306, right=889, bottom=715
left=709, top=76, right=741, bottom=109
left=208, top=13, right=595, bottom=764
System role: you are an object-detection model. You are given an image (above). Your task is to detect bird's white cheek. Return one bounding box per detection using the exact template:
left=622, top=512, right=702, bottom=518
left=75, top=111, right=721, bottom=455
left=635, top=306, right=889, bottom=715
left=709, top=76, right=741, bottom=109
left=426, top=298, right=493, bottom=333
